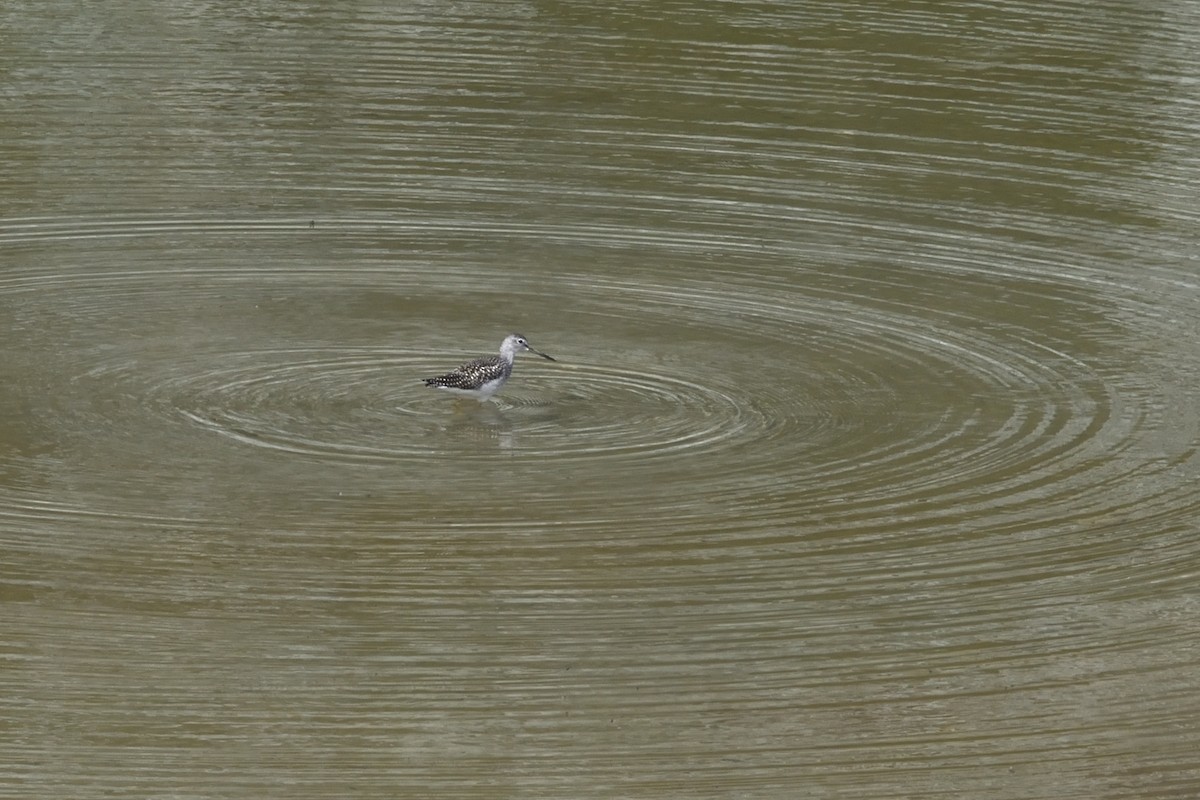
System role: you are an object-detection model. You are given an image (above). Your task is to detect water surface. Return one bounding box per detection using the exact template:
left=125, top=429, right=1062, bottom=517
left=3, top=1, right=1200, bottom=798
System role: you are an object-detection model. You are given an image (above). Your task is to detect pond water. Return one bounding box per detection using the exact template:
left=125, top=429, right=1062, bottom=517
left=3, top=1, right=1199, bottom=798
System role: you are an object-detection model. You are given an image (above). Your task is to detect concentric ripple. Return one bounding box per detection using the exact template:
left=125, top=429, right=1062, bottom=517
left=148, top=350, right=742, bottom=462
left=1, top=210, right=1195, bottom=624
left=0, top=216, right=1186, bottom=547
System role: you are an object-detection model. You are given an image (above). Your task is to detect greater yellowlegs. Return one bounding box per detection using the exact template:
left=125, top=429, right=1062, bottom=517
left=423, top=333, right=556, bottom=402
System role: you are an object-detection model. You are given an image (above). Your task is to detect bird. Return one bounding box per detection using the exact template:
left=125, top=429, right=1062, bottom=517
left=422, top=333, right=556, bottom=402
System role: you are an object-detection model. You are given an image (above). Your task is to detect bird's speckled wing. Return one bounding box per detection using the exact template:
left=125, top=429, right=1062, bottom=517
left=423, top=355, right=506, bottom=390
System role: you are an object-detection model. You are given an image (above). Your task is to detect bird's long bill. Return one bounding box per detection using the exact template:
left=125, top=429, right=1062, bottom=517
left=532, top=348, right=556, bottom=361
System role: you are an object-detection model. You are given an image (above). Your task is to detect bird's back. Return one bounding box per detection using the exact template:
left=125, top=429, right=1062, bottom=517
left=424, top=354, right=508, bottom=390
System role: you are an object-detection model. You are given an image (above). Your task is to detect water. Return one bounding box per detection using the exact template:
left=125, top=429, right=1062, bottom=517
left=3, top=1, right=1200, bottom=798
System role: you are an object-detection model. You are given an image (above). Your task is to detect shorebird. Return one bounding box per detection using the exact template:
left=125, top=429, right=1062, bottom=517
left=422, top=333, right=556, bottom=402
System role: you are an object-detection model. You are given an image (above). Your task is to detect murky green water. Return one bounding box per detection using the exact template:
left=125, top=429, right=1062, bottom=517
left=3, top=1, right=1199, bottom=797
